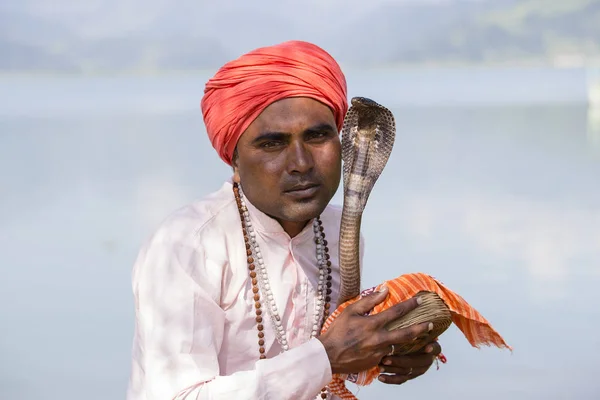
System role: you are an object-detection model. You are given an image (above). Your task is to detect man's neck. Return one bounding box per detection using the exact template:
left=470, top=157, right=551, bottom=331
left=277, top=219, right=310, bottom=238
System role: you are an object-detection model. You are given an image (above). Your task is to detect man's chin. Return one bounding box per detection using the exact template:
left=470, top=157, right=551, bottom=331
left=282, top=200, right=328, bottom=222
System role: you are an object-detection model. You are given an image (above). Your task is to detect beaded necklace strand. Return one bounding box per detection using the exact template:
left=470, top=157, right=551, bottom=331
left=233, top=182, right=332, bottom=399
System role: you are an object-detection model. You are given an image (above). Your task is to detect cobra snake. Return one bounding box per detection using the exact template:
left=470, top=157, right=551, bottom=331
left=327, top=101, right=511, bottom=398
left=338, top=97, right=396, bottom=304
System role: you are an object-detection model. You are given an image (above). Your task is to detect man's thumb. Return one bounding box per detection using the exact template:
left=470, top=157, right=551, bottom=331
left=351, top=285, right=388, bottom=315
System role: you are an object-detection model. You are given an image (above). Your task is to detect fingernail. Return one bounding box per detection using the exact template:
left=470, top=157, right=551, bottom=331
left=428, top=322, right=433, bottom=332
left=378, top=375, right=386, bottom=382
left=379, top=366, right=385, bottom=373
left=378, top=285, right=388, bottom=293
left=416, top=296, right=423, bottom=305
left=384, top=359, right=392, bottom=365
left=425, top=345, right=433, bottom=353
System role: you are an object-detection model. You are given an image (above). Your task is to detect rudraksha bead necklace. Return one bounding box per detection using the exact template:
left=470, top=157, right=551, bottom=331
left=233, top=182, right=333, bottom=399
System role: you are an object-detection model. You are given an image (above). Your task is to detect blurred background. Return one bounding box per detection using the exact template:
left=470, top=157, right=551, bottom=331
left=1, top=0, right=599, bottom=399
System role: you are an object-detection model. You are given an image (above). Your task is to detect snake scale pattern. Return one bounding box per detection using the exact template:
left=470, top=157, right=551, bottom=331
left=337, top=97, right=396, bottom=305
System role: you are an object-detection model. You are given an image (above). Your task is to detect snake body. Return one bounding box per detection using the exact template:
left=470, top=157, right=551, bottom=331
left=338, top=97, right=396, bottom=304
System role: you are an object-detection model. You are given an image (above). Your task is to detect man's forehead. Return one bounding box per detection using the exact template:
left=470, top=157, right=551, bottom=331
left=254, top=98, right=336, bottom=129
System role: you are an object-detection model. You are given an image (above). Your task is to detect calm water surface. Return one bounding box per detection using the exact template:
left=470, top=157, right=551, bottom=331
left=1, top=70, right=599, bottom=399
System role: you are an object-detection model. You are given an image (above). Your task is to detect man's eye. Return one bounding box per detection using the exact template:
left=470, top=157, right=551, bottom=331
left=261, top=141, right=281, bottom=148
left=309, top=132, right=327, bottom=140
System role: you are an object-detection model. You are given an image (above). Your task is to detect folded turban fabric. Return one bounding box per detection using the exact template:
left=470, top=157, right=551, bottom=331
left=321, top=273, right=512, bottom=400
left=201, top=40, right=348, bottom=165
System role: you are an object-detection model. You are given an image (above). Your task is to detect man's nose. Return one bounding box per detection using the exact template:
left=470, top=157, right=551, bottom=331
left=287, top=141, right=314, bottom=174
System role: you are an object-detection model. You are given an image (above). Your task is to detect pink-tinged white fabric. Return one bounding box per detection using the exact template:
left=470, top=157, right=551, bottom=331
left=126, top=180, right=364, bottom=400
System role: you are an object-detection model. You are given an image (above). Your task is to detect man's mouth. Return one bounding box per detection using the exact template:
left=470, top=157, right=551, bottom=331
left=284, top=183, right=320, bottom=198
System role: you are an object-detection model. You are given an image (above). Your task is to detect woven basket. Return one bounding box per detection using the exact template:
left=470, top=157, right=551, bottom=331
left=384, top=291, right=452, bottom=355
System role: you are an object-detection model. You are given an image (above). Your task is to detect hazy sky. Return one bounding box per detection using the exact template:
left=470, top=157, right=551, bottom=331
left=1, top=0, right=474, bottom=46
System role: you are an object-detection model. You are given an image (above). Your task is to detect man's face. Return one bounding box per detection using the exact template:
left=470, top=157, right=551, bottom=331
left=232, top=97, right=342, bottom=235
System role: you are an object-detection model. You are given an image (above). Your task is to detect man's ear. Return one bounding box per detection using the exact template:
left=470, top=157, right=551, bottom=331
left=231, top=148, right=241, bottom=183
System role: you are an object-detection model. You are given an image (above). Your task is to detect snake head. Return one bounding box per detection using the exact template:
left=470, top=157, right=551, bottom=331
left=349, top=97, right=382, bottom=133
left=350, top=97, right=379, bottom=108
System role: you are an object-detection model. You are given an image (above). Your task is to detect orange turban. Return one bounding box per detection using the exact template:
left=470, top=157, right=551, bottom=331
left=201, top=40, right=348, bottom=165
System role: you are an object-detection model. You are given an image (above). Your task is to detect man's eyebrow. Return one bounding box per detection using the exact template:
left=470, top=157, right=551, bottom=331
left=251, top=131, right=289, bottom=145
left=305, top=123, right=337, bottom=134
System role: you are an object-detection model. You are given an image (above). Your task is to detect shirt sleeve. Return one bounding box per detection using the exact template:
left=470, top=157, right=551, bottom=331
left=128, top=234, right=333, bottom=400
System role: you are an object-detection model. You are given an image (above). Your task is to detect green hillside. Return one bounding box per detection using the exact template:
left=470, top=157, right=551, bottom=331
left=394, top=0, right=600, bottom=65
left=1, top=0, right=599, bottom=72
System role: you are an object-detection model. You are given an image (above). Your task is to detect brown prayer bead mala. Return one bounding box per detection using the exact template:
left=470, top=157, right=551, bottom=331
left=233, top=182, right=332, bottom=399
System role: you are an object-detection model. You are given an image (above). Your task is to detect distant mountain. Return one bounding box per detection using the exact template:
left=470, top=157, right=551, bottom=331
left=0, top=0, right=236, bottom=72
left=391, top=0, right=600, bottom=65
left=332, top=0, right=501, bottom=66
left=1, top=0, right=599, bottom=73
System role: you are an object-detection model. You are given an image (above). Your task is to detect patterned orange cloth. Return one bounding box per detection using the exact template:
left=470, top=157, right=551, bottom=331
left=200, top=40, right=348, bottom=166
left=320, top=273, right=512, bottom=400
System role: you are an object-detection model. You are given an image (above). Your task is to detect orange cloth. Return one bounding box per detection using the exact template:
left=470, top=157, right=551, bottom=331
left=321, top=273, right=512, bottom=400
left=201, top=40, right=348, bottom=165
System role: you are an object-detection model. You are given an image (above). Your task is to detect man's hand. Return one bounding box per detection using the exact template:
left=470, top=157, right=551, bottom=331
left=377, top=341, right=442, bottom=385
left=317, top=286, right=434, bottom=375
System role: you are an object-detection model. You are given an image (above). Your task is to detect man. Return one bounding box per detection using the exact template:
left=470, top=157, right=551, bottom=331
left=126, top=40, right=441, bottom=400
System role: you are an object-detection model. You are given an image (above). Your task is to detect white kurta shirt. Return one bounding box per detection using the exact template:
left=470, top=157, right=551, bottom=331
left=126, top=180, right=365, bottom=400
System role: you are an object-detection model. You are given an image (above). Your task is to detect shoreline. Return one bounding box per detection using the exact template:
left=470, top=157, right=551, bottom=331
left=0, top=62, right=598, bottom=79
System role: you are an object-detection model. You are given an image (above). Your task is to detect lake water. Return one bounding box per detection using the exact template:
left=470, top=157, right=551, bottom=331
left=1, top=68, right=599, bottom=399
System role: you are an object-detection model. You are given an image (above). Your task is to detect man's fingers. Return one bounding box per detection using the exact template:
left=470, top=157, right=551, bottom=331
left=379, top=354, right=436, bottom=369
left=379, top=365, right=429, bottom=378
left=416, top=341, right=442, bottom=356
left=378, top=365, right=412, bottom=375
left=378, top=373, right=409, bottom=385
left=372, top=295, right=422, bottom=327
left=349, top=286, right=389, bottom=315
left=382, top=321, right=433, bottom=347
left=407, top=366, right=429, bottom=379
